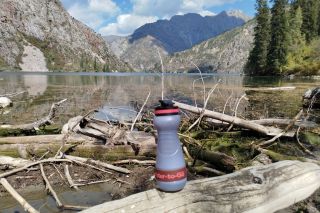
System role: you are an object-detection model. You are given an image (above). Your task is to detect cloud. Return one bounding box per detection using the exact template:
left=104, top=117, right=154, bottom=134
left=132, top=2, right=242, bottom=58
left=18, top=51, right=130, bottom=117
left=68, top=0, right=120, bottom=29
left=99, top=14, right=157, bottom=36
left=64, top=0, right=244, bottom=36
left=132, top=0, right=183, bottom=18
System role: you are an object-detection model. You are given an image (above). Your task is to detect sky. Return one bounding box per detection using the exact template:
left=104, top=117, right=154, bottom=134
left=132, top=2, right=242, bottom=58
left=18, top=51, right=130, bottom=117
left=61, top=0, right=256, bottom=36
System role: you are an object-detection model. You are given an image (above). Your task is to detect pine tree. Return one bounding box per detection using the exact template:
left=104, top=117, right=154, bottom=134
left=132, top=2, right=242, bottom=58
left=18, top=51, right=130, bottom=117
left=93, top=58, right=97, bottom=71
left=267, top=0, right=290, bottom=74
left=293, top=0, right=319, bottom=42
left=289, top=6, right=305, bottom=47
left=245, top=0, right=270, bottom=75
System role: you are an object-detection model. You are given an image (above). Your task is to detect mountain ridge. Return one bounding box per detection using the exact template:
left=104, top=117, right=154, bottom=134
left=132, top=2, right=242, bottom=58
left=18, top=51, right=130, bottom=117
left=0, top=0, right=131, bottom=72
left=104, top=10, right=251, bottom=72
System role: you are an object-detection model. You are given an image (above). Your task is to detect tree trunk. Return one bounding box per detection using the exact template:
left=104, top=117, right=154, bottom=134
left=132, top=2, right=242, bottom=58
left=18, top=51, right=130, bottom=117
left=81, top=160, right=320, bottom=213
left=173, top=101, right=294, bottom=137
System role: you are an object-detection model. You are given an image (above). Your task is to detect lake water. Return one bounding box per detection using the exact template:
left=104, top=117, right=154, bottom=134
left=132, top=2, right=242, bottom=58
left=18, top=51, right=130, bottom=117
left=1, top=72, right=319, bottom=125
left=0, top=72, right=320, bottom=212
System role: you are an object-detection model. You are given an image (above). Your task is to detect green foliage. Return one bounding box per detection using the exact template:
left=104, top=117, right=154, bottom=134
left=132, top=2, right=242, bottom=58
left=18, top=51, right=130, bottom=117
left=246, top=0, right=271, bottom=75
left=292, top=0, right=319, bottom=43
left=283, top=38, right=320, bottom=75
left=247, top=0, right=320, bottom=76
left=267, top=0, right=290, bottom=74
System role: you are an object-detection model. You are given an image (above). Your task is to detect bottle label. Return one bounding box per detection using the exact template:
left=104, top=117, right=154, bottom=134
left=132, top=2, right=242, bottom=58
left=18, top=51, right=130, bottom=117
left=155, top=167, right=187, bottom=182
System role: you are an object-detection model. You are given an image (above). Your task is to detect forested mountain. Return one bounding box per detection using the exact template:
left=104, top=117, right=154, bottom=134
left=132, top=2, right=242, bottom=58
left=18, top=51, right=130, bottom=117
left=246, top=0, right=320, bottom=75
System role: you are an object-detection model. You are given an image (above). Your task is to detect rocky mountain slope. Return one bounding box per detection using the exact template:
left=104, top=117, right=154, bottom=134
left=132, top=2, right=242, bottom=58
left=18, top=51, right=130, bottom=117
left=0, top=0, right=131, bottom=72
left=160, top=20, right=255, bottom=73
left=130, top=11, right=250, bottom=53
left=105, top=11, right=251, bottom=72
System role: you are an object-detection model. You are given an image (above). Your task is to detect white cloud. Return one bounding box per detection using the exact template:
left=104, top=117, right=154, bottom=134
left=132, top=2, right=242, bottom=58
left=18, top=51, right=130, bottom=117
left=99, top=14, right=158, bottom=36
left=68, top=0, right=120, bottom=29
left=89, top=0, right=119, bottom=14
left=66, top=0, right=243, bottom=36
left=132, top=0, right=183, bottom=18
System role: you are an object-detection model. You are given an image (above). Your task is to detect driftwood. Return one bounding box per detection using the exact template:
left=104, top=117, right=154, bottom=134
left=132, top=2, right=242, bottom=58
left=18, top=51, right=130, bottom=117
left=0, top=143, right=157, bottom=160
left=0, top=134, right=91, bottom=145
left=0, top=99, right=67, bottom=131
left=0, top=156, right=31, bottom=167
left=0, top=158, right=71, bottom=178
left=63, top=154, right=131, bottom=174
left=81, top=161, right=320, bottom=213
left=173, top=101, right=294, bottom=137
left=0, top=178, right=39, bottom=213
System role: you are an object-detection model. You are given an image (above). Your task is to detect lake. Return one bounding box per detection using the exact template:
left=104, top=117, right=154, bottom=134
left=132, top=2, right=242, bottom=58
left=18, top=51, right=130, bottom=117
left=0, top=72, right=319, bottom=212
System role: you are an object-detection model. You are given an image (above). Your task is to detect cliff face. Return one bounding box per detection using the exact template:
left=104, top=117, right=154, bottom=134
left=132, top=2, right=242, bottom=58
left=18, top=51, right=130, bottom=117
left=0, top=0, right=131, bottom=71
left=162, top=20, right=255, bottom=73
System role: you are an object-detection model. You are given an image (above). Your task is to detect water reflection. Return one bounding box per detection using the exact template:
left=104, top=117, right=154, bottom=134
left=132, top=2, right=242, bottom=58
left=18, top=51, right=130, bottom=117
left=0, top=73, right=319, bottom=125
left=23, top=74, right=48, bottom=96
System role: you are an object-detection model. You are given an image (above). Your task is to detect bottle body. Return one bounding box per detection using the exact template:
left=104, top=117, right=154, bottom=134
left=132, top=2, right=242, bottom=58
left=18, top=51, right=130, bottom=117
left=154, top=114, right=187, bottom=192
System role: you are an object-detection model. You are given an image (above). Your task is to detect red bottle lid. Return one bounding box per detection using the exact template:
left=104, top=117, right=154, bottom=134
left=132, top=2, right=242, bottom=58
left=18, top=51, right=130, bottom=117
left=155, top=100, right=179, bottom=116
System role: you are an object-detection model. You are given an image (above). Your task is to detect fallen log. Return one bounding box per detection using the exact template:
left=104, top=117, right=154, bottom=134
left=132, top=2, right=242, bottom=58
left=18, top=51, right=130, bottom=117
left=63, top=154, right=131, bottom=174
left=0, top=178, right=39, bottom=213
left=173, top=101, right=293, bottom=137
left=81, top=160, right=320, bottom=213
left=0, top=156, right=31, bottom=167
left=0, top=134, right=91, bottom=145
left=0, top=99, right=67, bottom=132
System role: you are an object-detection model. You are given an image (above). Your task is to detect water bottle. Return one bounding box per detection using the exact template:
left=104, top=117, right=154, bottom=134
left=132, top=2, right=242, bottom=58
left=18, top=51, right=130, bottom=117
left=154, top=100, right=187, bottom=192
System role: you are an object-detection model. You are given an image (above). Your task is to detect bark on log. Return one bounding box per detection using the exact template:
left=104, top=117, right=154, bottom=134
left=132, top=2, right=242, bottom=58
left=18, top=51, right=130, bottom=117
left=0, top=143, right=156, bottom=160
left=173, top=101, right=293, bottom=137
left=81, top=160, right=320, bottom=213
left=187, top=144, right=236, bottom=172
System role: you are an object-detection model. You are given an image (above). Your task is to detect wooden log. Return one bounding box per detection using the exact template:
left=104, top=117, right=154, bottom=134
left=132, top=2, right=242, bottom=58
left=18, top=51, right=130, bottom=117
left=0, top=134, right=90, bottom=145
left=0, top=156, right=31, bottom=167
left=0, top=143, right=157, bottom=160
left=0, top=99, right=67, bottom=132
left=173, top=101, right=293, bottom=137
left=0, top=158, right=71, bottom=178
left=0, top=178, right=39, bottom=213
left=63, top=155, right=131, bottom=174
left=81, top=161, right=320, bottom=213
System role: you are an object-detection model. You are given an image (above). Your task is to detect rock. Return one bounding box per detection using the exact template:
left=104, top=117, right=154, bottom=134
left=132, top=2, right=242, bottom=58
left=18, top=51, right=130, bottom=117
left=161, top=20, right=255, bottom=73
left=104, top=11, right=251, bottom=72
left=303, top=87, right=320, bottom=108
left=0, top=97, right=12, bottom=108
left=0, top=0, right=131, bottom=71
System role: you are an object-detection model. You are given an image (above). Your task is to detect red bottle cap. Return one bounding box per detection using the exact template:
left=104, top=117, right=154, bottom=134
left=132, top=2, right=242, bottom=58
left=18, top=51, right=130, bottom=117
left=155, top=100, right=179, bottom=116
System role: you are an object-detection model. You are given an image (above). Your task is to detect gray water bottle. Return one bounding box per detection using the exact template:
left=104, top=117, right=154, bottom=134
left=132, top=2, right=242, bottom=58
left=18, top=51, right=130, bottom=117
left=154, top=100, right=187, bottom=192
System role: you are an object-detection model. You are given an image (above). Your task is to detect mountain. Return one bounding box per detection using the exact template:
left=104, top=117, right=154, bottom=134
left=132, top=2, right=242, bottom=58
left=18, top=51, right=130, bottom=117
left=0, top=0, right=131, bottom=72
left=130, top=11, right=250, bottom=53
left=160, top=20, right=255, bottom=73
left=104, top=10, right=251, bottom=71
left=104, top=35, right=169, bottom=71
